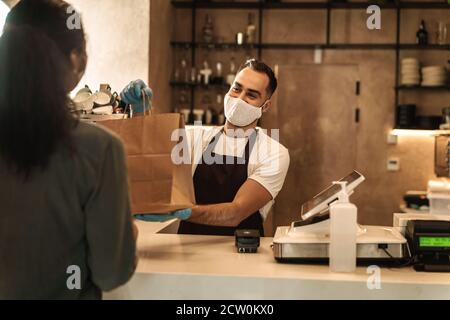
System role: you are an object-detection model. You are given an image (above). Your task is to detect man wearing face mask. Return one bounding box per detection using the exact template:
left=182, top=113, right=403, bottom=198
left=122, top=59, right=290, bottom=236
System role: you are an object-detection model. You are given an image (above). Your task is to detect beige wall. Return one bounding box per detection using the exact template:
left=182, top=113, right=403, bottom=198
left=2, top=0, right=18, bottom=8
left=3, top=0, right=152, bottom=97
left=69, top=0, right=150, bottom=96
left=165, top=2, right=449, bottom=234
left=0, top=0, right=10, bottom=34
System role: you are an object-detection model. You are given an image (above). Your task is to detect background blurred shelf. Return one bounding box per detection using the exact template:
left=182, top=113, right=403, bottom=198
left=171, top=0, right=450, bottom=126
left=399, top=44, right=450, bottom=50
left=170, top=81, right=230, bottom=89
left=171, top=1, right=450, bottom=10
left=171, top=42, right=450, bottom=50
left=396, top=85, right=450, bottom=91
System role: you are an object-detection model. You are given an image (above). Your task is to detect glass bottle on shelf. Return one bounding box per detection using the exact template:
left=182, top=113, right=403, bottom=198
left=216, top=91, right=225, bottom=125
left=201, top=94, right=213, bottom=125
left=172, top=67, right=180, bottom=83
left=212, top=60, right=224, bottom=85
left=435, top=21, right=448, bottom=45
left=202, top=14, right=214, bottom=44
left=179, top=89, right=189, bottom=109
left=190, top=67, right=197, bottom=84
left=226, top=56, right=237, bottom=86
left=180, top=53, right=189, bottom=83
left=236, top=32, right=244, bottom=46
left=246, top=13, right=256, bottom=45
left=172, top=54, right=180, bottom=82
left=216, top=93, right=223, bottom=110
left=177, top=89, right=191, bottom=124
left=200, top=59, right=213, bottom=86
left=416, top=20, right=428, bottom=45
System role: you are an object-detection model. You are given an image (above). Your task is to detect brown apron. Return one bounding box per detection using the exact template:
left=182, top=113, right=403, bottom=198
left=178, top=128, right=264, bottom=236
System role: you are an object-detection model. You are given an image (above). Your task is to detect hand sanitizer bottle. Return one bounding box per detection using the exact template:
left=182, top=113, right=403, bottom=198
left=329, top=181, right=357, bottom=273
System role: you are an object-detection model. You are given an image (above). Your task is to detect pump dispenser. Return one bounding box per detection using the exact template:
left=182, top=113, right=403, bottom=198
left=329, top=181, right=357, bottom=273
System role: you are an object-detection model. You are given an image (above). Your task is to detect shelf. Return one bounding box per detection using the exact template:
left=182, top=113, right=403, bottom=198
left=171, top=42, right=258, bottom=50
left=399, top=2, right=450, bottom=9
left=172, top=1, right=261, bottom=9
left=392, top=128, right=450, bottom=136
left=172, top=41, right=399, bottom=50
left=396, top=85, right=450, bottom=91
left=171, top=0, right=450, bottom=117
left=171, top=1, right=450, bottom=10
left=399, top=204, right=429, bottom=214
left=170, top=81, right=230, bottom=89
left=170, top=81, right=196, bottom=87
left=399, top=44, right=450, bottom=50
left=172, top=42, right=450, bottom=50
left=260, top=43, right=398, bottom=49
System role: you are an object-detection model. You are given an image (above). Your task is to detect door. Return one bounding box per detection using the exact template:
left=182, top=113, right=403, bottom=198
left=271, top=64, right=360, bottom=229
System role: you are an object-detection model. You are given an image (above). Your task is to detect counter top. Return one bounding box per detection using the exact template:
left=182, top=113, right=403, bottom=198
left=104, top=221, right=450, bottom=300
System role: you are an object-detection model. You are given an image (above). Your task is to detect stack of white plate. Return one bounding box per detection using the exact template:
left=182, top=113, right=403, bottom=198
left=421, top=66, right=448, bottom=87
left=401, top=58, right=420, bottom=86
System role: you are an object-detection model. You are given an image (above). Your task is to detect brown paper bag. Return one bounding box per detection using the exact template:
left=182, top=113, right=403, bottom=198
left=100, top=113, right=195, bottom=214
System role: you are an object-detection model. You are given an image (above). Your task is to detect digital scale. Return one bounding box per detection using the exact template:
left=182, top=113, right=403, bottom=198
left=272, top=171, right=408, bottom=265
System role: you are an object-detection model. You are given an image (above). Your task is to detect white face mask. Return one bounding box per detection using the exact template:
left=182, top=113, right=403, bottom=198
left=224, top=95, right=266, bottom=127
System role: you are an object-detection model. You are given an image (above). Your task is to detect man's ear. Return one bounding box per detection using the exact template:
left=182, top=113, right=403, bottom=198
left=262, top=100, right=272, bottom=113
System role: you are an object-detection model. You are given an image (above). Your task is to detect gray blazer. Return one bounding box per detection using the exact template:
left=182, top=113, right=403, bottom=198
left=0, top=121, right=136, bottom=299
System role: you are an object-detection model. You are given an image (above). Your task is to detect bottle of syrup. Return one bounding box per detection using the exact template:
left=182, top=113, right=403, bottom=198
left=416, top=20, right=428, bottom=45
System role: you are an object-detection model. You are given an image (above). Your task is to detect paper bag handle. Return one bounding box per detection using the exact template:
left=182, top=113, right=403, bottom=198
left=122, top=88, right=152, bottom=119
left=142, top=89, right=152, bottom=116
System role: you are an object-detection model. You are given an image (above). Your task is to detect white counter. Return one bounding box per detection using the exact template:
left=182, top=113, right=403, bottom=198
left=104, top=220, right=450, bottom=300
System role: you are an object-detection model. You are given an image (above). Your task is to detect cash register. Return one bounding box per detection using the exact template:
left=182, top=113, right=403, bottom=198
left=406, top=220, right=450, bottom=272
left=272, top=171, right=408, bottom=265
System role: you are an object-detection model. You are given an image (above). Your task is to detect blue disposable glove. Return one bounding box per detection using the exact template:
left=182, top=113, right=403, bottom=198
left=134, top=208, right=192, bottom=222
left=120, top=79, right=153, bottom=113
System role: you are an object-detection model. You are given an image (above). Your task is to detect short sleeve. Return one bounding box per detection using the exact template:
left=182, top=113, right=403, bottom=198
left=248, top=145, right=290, bottom=200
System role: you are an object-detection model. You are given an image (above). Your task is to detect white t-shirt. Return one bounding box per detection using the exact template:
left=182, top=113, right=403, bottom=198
left=185, top=126, right=290, bottom=220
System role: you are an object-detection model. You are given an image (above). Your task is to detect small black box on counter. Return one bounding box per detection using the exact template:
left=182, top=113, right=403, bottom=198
left=235, top=229, right=260, bottom=253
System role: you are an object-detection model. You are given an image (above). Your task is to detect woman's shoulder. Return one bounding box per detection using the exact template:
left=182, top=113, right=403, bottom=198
left=71, top=121, right=125, bottom=158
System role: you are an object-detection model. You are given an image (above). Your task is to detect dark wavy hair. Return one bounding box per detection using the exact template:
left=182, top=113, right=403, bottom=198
left=238, top=59, right=278, bottom=98
left=0, top=0, right=85, bottom=178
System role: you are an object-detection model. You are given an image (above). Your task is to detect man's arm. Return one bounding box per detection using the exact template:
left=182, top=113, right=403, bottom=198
left=187, top=179, right=272, bottom=227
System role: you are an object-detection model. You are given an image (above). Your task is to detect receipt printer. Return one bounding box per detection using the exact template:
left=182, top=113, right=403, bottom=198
left=406, top=220, right=450, bottom=272
left=235, top=229, right=260, bottom=253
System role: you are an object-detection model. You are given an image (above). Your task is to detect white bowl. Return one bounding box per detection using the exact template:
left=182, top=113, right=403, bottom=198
left=401, top=80, right=420, bottom=86
left=422, top=67, right=446, bottom=72
left=421, top=81, right=446, bottom=87
left=402, top=73, right=421, bottom=78
left=92, top=91, right=112, bottom=105
left=402, top=58, right=419, bottom=64
left=92, top=106, right=113, bottom=115
left=423, top=76, right=447, bottom=82
left=401, top=68, right=420, bottom=73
